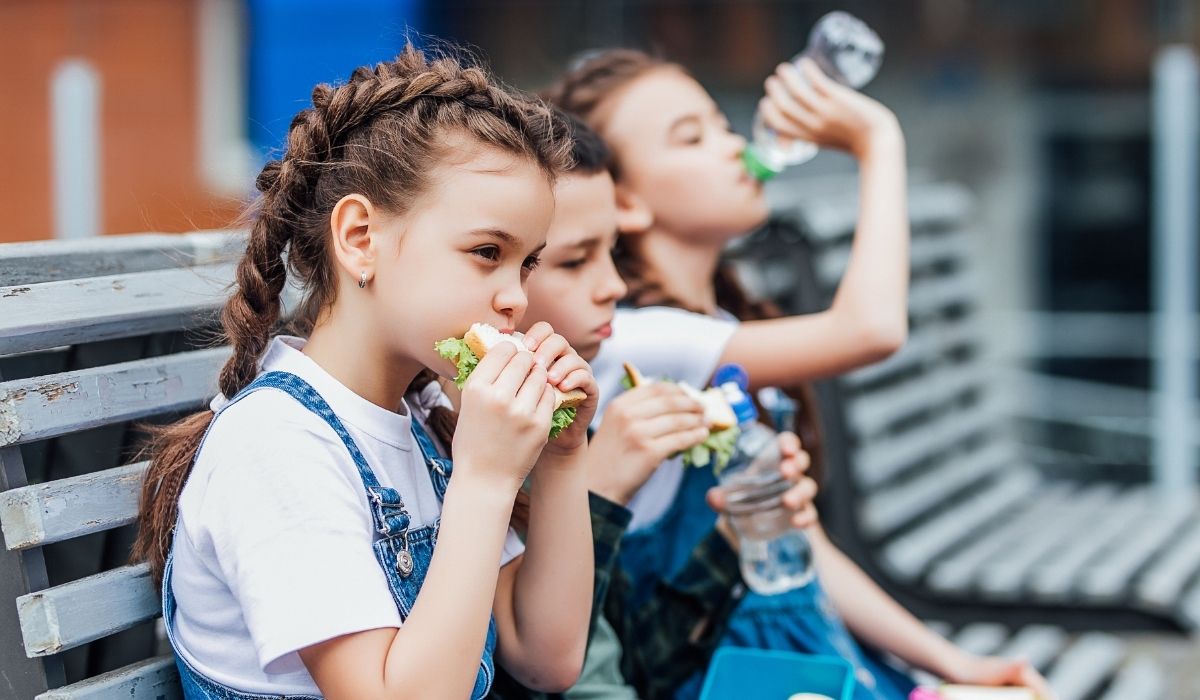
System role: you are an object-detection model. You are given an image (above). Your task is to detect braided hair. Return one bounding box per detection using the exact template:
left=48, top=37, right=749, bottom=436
left=134, top=45, right=572, bottom=584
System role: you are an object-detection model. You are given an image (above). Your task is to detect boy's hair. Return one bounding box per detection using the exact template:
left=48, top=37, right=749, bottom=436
left=546, top=49, right=827, bottom=477
left=559, top=109, right=610, bottom=175
left=134, top=44, right=572, bottom=584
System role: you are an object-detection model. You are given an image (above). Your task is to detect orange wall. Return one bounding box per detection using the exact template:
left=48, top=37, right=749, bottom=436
left=0, top=0, right=244, bottom=243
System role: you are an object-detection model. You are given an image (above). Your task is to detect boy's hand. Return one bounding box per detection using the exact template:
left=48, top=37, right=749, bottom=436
left=707, top=432, right=818, bottom=546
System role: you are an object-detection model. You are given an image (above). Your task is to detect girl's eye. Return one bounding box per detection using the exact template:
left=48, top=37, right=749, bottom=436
left=472, top=245, right=501, bottom=262
left=522, top=254, right=542, bottom=272
left=559, top=257, right=588, bottom=270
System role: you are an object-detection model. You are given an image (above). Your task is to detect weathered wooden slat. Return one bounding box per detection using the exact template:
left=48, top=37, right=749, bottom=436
left=843, top=318, right=984, bottom=390
left=1096, top=657, right=1166, bottom=700
left=976, top=485, right=1121, bottom=599
left=926, top=485, right=1075, bottom=594
left=36, top=655, right=178, bottom=700
left=1026, top=491, right=1153, bottom=601
left=860, top=441, right=1013, bottom=538
left=0, top=231, right=241, bottom=286
left=0, top=264, right=234, bottom=356
left=1135, top=520, right=1200, bottom=609
left=0, top=348, right=228, bottom=448
left=881, top=470, right=1039, bottom=580
left=853, top=397, right=1000, bottom=489
left=848, top=360, right=987, bottom=438
left=815, top=230, right=975, bottom=287
left=1045, top=633, right=1125, bottom=700
left=994, top=625, right=1069, bottom=671
left=948, top=623, right=1008, bottom=656
left=0, top=463, right=147, bottom=551
left=17, top=564, right=158, bottom=657
left=1079, top=499, right=1195, bottom=603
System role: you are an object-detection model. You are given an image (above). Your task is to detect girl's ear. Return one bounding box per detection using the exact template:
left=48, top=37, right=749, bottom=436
left=614, top=182, right=654, bottom=235
left=329, top=194, right=378, bottom=283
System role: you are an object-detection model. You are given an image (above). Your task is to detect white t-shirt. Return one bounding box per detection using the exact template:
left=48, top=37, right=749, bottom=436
left=171, top=336, right=525, bottom=696
left=590, top=307, right=738, bottom=531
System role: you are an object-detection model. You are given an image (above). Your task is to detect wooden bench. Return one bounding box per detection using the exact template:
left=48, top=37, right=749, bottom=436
left=0, top=232, right=241, bottom=698
left=728, top=176, right=1189, bottom=699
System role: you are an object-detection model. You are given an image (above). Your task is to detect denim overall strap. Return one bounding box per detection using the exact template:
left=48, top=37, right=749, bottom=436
left=410, top=418, right=452, bottom=500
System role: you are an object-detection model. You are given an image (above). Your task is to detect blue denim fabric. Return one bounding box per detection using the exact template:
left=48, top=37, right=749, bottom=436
left=617, top=465, right=915, bottom=700
left=163, top=371, right=497, bottom=699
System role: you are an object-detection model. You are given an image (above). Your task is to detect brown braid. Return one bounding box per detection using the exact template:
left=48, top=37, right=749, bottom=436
left=546, top=49, right=826, bottom=478
left=134, top=45, right=571, bottom=585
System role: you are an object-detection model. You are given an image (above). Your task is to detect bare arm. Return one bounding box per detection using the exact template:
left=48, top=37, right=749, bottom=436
left=492, top=450, right=593, bottom=692
left=721, top=60, right=910, bottom=389
left=809, top=527, right=1055, bottom=698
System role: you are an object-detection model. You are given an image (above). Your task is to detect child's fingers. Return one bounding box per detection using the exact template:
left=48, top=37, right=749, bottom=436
left=774, top=63, right=826, bottom=114
left=466, top=341, right=517, bottom=385
left=521, top=322, right=555, bottom=353
left=624, top=392, right=705, bottom=421
left=546, top=350, right=585, bottom=384
left=654, top=427, right=712, bottom=456
left=491, top=347, right=536, bottom=397
left=532, top=332, right=569, bottom=371
left=557, top=367, right=594, bottom=395
left=513, top=364, right=549, bottom=413
left=758, top=97, right=816, bottom=142
left=639, top=412, right=708, bottom=440
left=791, top=503, right=818, bottom=530
left=797, top=57, right=838, bottom=98
left=535, top=384, right=557, bottom=426
left=781, top=477, right=818, bottom=511
left=777, top=431, right=801, bottom=457
left=706, top=486, right=728, bottom=513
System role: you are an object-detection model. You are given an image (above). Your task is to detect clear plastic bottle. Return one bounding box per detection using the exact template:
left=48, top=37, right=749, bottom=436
left=712, top=364, right=815, bottom=595
left=742, top=11, right=885, bottom=180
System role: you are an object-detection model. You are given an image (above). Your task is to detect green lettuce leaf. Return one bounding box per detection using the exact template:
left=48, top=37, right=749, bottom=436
left=680, top=425, right=740, bottom=474
left=434, top=337, right=479, bottom=389
left=549, top=406, right=578, bottom=440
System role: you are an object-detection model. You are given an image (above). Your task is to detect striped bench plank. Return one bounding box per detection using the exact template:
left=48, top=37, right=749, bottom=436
left=17, top=564, right=157, bottom=657
left=843, top=318, right=985, bottom=390
left=948, top=623, right=1008, bottom=656
left=906, top=267, right=981, bottom=320
left=1096, top=657, right=1167, bottom=700
left=0, top=347, right=228, bottom=448
left=1026, top=491, right=1155, bottom=601
left=926, top=484, right=1076, bottom=594
left=848, top=359, right=988, bottom=438
left=861, top=440, right=1014, bottom=538
left=37, top=655, right=178, bottom=700
left=0, top=231, right=239, bottom=286
left=1135, top=519, right=1200, bottom=609
left=995, top=625, right=1069, bottom=671
left=881, top=470, right=1039, bottom=580
left=1, top=462, right=147, bottom=551
left=814, top=231, right=974, bottom=288
left=1179, top=582, right=1200, bottom=628
left=853, top=397, right=1001, bottom=489
left=0, top=264, right=235, bottom=356
left=794, top=181, right=973, bottom=244
left=1045, top=633, right=1125, bottom=700
left=976, top=485, right=1121, bottom=599
left=1079, top=498, right=1195, bottom=603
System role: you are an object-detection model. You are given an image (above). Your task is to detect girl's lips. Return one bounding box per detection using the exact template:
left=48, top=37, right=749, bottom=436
left=595, top=323, right=613, bottom=340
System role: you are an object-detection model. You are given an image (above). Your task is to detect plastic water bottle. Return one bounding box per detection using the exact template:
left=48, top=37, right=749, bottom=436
left=712, top=364, right=815, bottom=594
left=742, top=11, right=884, bottom=180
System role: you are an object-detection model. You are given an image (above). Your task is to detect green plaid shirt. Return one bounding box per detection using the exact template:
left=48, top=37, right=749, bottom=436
left=489, top=492, right=744, bottom=700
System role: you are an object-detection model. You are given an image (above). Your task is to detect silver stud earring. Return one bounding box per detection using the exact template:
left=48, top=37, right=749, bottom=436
left=359, top=271, right=368, bottom=289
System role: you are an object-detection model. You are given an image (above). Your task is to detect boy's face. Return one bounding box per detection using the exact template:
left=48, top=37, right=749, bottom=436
left=520, top=170, right=627, bottom=362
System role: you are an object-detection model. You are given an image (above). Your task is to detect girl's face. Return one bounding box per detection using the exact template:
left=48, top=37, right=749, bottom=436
left=521, top=171, right=626, bottom=362
left=599, top=66, right=770, bottom=245
left=374, top=142, right=556, bottom=378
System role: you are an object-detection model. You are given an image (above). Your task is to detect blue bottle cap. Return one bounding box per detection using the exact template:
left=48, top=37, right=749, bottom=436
left=713, top=364, right=757, bottom=425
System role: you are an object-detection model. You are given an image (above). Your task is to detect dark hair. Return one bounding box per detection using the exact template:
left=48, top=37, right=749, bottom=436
left=134, top=44, right=572, bottom=584
left=561, top=110, right=611, bottom=175
left=546, top=49, right=825, bottom=475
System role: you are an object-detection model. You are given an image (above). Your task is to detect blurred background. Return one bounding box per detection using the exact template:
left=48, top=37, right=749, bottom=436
left=2, top=0, right=1200, bottom=697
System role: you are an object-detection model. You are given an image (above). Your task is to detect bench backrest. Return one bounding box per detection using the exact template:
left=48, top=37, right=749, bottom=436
left=0, top=232, right=243, bottom=699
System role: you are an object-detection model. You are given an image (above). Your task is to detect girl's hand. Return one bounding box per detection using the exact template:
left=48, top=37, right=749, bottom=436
left=943, top=654, right=1057, bottom=700
left=520, top=322, right=599, bottom=455
left=452, top=341, right=555, bottom=491
left=707, top=432, right=818, bottom=543
left=587, top=383, right=709, bottom=505
left=758, top=57, right=902, bottom=160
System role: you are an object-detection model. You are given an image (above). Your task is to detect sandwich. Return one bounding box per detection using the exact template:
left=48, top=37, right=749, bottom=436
left=435, top=323, right=587, bottom=439
left=622, top=362, right=741, bottom=471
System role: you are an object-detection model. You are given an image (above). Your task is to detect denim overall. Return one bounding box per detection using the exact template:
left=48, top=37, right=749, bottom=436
left=618, top=464, right=915, bottom=700
left=162, top=371, right=498, bottom=699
